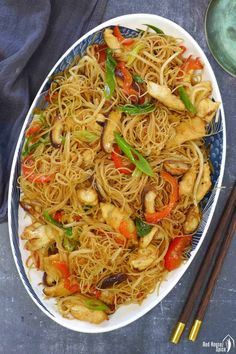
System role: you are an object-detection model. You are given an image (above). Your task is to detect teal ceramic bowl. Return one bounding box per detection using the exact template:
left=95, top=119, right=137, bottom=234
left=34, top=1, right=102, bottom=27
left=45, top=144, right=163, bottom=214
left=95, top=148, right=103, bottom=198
left=205, top=0, right=236, bottom=77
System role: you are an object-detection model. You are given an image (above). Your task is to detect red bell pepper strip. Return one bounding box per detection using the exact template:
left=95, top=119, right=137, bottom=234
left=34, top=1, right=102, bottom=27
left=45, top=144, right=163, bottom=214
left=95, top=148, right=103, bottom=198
left=95, top=44, right=108, bottom=64
left=26, top=124, right=41, bottom=137
left=119, top=220, right=137, bottom=240
left=179, top=45, right=186, bottom=56
left=45, top=91, right=58, bottom=103
left=53, top=210, right=64, bottom=223
left=117, top=61, right=138, bottom=98
left=52, top=260, right=80, bottom=293
left=52, top=260, right=70, bottom=278
left=113, top=26, right=134, bottom=46
left=90, top=287, right=102, bottom=299
left=145, top=170, right=179, bottom=224
left=114, top=236, right=126, bottom=246
left=111, top=144, right=135, bottom=174
left=73, top=215, right=81, bottom=221
left=180, top=55, right=203, bottom=74
left=22, top=155, right=54, bottom=183
left=64, top=278, right=80, bottom=293
left=164, top=235, right=192, bottom=271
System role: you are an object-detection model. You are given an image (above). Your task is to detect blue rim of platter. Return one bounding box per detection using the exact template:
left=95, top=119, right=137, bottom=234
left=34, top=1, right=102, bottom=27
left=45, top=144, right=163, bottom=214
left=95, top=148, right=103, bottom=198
left=8, top=22, right=226, bottom=328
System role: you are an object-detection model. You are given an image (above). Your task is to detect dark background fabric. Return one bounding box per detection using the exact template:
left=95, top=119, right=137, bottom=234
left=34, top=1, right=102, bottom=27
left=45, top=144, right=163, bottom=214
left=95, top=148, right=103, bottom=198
left=0, top=0, right=107, bottom=221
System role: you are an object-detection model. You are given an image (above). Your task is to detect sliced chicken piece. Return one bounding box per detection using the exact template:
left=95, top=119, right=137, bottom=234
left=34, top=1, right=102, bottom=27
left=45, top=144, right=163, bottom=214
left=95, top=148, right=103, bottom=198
left=187, top=81, right=212, bottom=102
left=196, top=162, right=212, bottom=202
left=100, top=203, right=128, bottom=230
left=143, top=189, right=157, bottom=214
left=82, top=150, right=94, bottom=165
left=139, top=226, right=158, bottom=248
left=77, top=188, right=98, bottom=206
left=22, top=223, right=59, bottom=251
left=130, top=245, right=156, bottom=271
left=43, top=254, right=61, bottom=283
left=44, top=273, right=56, bottom=287
left=163, top=160, right=190, bottom=176
left=197, top=98, right=220, bottom=123
left=195, top=81, right=212, bottom=97
left=166, top=117, right=206, bottom=148
left=147, top=81, right=185, bottom=111
left=104, top=28, right=121, bottom=55
left=100, top=203, right=136, bottom=236
left=168, top=114, right=181, bottom=124
left=99, top=290, right=115, bottom=305
left=179, top=167, right=197, bottom=197
left=102, top=111, right=122, bottom=153
left=43, top=280, right=72, bottom=297
left=21, top=222, right=42, bottom=239
left=184, top=205, right=201, bottom=234
left=70, top=304, right=108, bottom=324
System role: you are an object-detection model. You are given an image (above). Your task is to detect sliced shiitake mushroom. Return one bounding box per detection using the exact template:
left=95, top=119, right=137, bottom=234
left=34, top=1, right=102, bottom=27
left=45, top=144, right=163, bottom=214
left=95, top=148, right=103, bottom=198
left=93, top=179, right=106, bottom=202
left=100, top=273, right=128, bottom=289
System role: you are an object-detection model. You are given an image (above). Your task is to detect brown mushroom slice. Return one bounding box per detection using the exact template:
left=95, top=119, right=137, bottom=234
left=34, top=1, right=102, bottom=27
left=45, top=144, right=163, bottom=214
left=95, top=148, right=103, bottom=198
left=50, top=115, right=63, bottom=148
left=77, top=188, right=98, bottom=206
left=183, top=205, right=201, bottom=234
left=100, top=273, right=128, bottom=289
left=166, top=117, right=206, bottom=148
left=101, top=111, right=122, bottom=153
left=163, top=160, right=190, bottom=176
left=93, top=179, right=106, bottom=202
left=147, top=81, right=185, bottom=111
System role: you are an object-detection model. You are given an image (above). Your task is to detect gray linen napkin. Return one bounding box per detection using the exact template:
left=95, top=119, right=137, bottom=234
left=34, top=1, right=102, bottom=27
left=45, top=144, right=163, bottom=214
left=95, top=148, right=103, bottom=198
left=0, top=0, right=107, bottom=221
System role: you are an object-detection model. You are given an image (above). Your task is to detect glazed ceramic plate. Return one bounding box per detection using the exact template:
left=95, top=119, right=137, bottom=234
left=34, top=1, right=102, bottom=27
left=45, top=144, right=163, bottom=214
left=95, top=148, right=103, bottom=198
left=8, top=14, right=226, bottom=333
left=205, top=0, right=236, bottom=76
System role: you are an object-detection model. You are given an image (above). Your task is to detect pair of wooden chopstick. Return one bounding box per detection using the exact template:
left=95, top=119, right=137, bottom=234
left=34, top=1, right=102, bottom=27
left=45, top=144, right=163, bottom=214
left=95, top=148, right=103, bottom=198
left=170, top=182, right=236, bottom=344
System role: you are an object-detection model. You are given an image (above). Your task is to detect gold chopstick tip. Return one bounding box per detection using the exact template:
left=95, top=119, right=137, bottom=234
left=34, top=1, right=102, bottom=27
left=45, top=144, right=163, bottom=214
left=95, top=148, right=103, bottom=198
left=170, top=322, right=185, bottom=344
left=188, top=320, right=202, bottom=342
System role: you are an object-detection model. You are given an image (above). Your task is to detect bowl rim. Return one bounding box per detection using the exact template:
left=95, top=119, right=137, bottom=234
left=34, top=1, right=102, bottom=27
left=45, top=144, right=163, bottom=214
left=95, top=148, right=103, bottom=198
left=8, top=13, right=226, bottom=333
